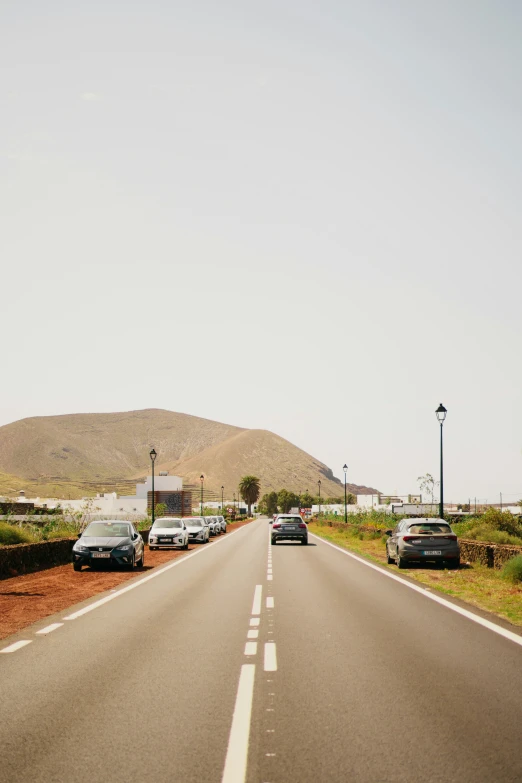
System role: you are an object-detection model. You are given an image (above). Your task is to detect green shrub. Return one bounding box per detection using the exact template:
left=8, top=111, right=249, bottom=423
left=480, top=508, right=522, bottom=538
left=465, top=524, right=522, bottom=546
left=501, top=555, right=522, bottom=584
left=0, top=522, right=36, bottom=545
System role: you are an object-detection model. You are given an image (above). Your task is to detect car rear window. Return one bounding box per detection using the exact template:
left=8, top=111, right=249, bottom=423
left=280, top=517, right=301, bottom=524
left=407, top=523, right=452, bottom=534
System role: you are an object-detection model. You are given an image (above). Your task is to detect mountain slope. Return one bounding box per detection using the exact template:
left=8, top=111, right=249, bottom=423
left=170, top=429, right=377, bottom=497
left=0, top=409, right=242, bottom=484
left=0, top=409, right=379, bottom=499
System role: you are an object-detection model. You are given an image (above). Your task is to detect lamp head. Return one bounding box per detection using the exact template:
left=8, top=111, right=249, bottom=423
left=343, top=464, right=348, bottom=473
left=149, top=448, right=157, bottom=462
left=200, top=474, right=204, bottom=483
left=435, top=403, right=447, bottom=423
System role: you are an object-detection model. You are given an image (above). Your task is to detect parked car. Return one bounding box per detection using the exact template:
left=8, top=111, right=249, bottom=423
left=73, top=520, right=145, bottom=571
left=271, top=514, right=308, bottom=545
left=385, top=518, right=460, bottom=569
left=216, top=515, right=227, bottom=533
left=206, top=517, right=221, bottom=536
left=184, top=517, right=210, bottom=544
left=149, top=518, right=189, bottom=550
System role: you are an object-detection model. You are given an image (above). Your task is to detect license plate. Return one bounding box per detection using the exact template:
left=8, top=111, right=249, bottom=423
left=92, top=552, right=111, bottom=558
left=160, top=538, right=172, bottom=543
left=423, top=550, right=442, bottom=556
left=285, top=526, right=296, bottom=530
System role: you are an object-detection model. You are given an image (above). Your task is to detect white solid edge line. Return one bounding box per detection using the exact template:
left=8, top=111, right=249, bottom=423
left=36, top=623, right=64, bottom=635
left=309, top=532, right=522, bottom=649
left=64, top=524, right=249, bottom=621
left=264, top=642, right=277, bottom=671
left=266, top=597, right=274, bottom=609
left=221, top=664, right=256, bottom=783
left=251, top=585, right=262, bottom=615
left=1, top=640, right=32, bottom=653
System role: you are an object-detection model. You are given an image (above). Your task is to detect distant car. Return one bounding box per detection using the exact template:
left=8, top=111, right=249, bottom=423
left=206, top=517, right=221, bottom=536
left=271, top=514, right=308, bottom=545
left=216, top=515, right=227, bottom=533
left=184, top=517, right=210, bottom=544
left=149, top=518, right=189, bottom=550
left=271, top=514, right=277, bottom=525
left=73, top=520, right=145, bottom=571
left=385, top=518, right=460, bottom=569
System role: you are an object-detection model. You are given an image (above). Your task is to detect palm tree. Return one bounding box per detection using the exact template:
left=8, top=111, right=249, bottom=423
left=239, top=475, right=261, bottom=516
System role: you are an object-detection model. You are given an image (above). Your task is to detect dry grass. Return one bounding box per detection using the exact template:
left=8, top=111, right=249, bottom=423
left=309, top=523, right=522, bottom=627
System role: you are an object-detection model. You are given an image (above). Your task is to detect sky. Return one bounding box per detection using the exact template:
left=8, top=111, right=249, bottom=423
left=1, top=0, right=521, bottom=503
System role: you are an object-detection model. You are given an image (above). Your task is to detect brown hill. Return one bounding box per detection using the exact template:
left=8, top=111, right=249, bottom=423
left=0, top=409, right=379, bottom=499
left=170, top=428, right=377, bottom=498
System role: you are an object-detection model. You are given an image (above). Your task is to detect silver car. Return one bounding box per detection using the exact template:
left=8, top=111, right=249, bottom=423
left=149, top=518, right=189, bottom=550
left=184, top=517, right=210, bottom=544
left=206, top=516, right=221, bottom=536
left=386, top=518, right=460, bottom=569
left=216, top=515, right=227, bottom=533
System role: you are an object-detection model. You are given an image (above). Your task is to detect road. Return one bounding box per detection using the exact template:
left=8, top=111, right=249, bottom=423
left=1, top=518, right=522, bottom=782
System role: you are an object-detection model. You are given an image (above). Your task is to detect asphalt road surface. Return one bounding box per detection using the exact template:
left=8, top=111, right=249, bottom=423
left=1, top=518, right=522, bottom=783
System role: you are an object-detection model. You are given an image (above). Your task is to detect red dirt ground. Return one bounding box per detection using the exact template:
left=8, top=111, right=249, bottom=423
left=0, top=521, right=252, bottom=640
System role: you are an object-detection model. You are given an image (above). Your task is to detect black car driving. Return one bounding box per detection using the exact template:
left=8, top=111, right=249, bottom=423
left=72, top=520, right=145, bottom=571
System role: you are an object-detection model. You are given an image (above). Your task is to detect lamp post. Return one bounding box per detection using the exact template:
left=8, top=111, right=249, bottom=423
left=200, top=474, right=204, bottom=516
left=435, top=404, right=447, bottom=520
left=233, top=492, right=236, bottom=517
left=318, top=480, right=321, bottom=518
left=221, top=485, right=224, bottom=512
left=149, top=448, right=157, bottom=525
left=343, top=464, right=348, bottom=522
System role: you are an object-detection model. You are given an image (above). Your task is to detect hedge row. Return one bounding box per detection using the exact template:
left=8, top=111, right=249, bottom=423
left=311, top=519, right=522, bottom=568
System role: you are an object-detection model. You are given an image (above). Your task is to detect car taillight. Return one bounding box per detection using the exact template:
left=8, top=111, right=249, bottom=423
left=298, top=523, right=306, bottom=529
left=273, top=523, right=281, bottom=529
left=403, top=535, right=417, bottom=541
left=444, top=534, right=458, bottom=540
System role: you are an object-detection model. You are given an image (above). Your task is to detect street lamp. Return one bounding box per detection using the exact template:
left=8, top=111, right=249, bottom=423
left=200, top=474, right=204, bottom=516
left=318, top=480, right=321, bottom=518
left=221, top=485, right=224, bottom=512
left=149, top=448, right=157, bottom=525
left=343, top=464, right=348, bottom=522
left=233, top=492, right=236, bottom=516
left=435, top=404, right=447, bottom=519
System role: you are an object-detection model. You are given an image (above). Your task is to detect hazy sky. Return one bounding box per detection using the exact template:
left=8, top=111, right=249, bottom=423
left=2, top=0, right=521, bottom=502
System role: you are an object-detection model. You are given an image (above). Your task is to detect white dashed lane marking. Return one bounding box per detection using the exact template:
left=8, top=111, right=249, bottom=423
left=0, top=640, right=32, bottom=654
left=252, top=585, right=263, bottom=615
left=36, top=623, right=64, bottom=635
left=244, top=642, right=258, bottom=656
left=266, top=597, right=274, bottom=609
left=264, top=642, right=277, bottom=671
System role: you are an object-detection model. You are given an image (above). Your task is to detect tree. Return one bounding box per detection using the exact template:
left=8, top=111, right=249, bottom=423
left=417, top=473, right=436, bottom=502
left=299, top=492, right=315, bottom=509
left=277, top=489, right=299, bottom=513
left=259, top=491, right=278, bottom=517
left=239, top=475, right=261, bottom=516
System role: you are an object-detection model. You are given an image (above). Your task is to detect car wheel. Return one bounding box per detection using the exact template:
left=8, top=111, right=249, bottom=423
left=397, top=553, right=407, bottom=569
left=301, top=538, right=308, bottom=545
left=183, top=540, right=189, bottom=550
left=386, top=546, right=394, bottom=565
left=150, top=546, right=156, bottom=551
left=272, top=539, right=277, bottom=545
left=73, top=562, right=82, bottom=572
left=137, top=549, right=144, bottom=568
left=127, top=553, right=135, bottom=570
